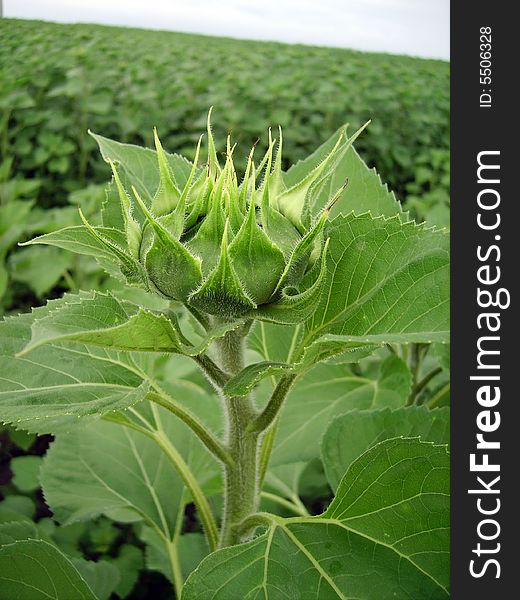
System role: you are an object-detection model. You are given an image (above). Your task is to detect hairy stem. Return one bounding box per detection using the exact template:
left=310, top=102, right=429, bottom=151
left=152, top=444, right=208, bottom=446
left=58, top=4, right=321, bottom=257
left=216, top=327, right=261, bottom=548
left=193, top=353, right=229, bottom=390
left=219, top=394, right=260, bottom=547
left=147, top=389, right=233, bottom=466
left=216, top=325, right=246, bottom=374
left=234, top=512, right=275, bottom=539
left=248, top=374, right=297, bottom=434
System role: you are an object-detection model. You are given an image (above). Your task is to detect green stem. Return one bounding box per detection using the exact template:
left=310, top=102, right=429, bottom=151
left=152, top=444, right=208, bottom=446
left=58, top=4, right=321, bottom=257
left=147, top=389, right=233, bottom=466
left=167, top=504, right=185, bottom=598
left=258, top=419, right=278, bottom=487
left=411, top=366, right=443, bottom=404
left=234, top=512, right=275, bottom=539
left=248, top=374, right=297, bottom=434
left=219, top=393, right=259, bottom=547
left=406, top=343, right=425, bottom=405
left=153, top=429, right=219, bottom=552
left=103, top=410, right=219, bottom=553
left=166, top=540, right=182, bottom=598
left=427, top=383, right=450, bottom=408
left=62, top=270, right=77, bottom=293
left=260, top=492, right=308, bottom=516
left=215, top=325, right=246, bottom=374
left=193, top=354, right=229, bottom=390
left=216, top=327, right=261, bottom=548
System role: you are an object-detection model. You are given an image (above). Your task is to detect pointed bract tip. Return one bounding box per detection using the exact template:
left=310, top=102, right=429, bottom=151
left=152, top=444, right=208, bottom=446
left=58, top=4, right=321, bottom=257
left=222, top=218, right=230, bottom=243
left=78, top=207, right=99, bottom=238
left=325, top=178, right=349, bottom=213
left=207, top=107, right=215, bottom=134
left=78, top=207, right=88, bottom=226
left=153, top=126, right=162, bottom=148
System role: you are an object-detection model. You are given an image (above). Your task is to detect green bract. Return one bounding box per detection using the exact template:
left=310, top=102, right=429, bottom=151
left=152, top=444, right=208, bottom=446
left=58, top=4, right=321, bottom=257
left=78, top=112, right=362, bottom=322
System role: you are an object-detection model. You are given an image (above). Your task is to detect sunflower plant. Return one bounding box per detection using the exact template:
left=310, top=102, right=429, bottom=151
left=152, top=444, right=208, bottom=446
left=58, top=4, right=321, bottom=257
left=0, top=111, right=450, bottom=599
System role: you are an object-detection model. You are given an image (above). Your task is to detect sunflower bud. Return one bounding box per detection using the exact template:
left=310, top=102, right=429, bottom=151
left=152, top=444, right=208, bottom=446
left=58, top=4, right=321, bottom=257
left=94, top=111, right=353, bottom=323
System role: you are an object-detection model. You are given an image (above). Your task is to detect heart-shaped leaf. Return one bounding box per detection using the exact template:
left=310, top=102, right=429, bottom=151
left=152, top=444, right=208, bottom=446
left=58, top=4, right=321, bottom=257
left=183, top=438, right=449, bottom=599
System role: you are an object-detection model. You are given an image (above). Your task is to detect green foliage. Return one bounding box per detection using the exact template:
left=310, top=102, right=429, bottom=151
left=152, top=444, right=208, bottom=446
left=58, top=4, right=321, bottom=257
left=40, top=396, right=221, bottom=531
left=0, top=538, right=98, bottom=600
left=0, top=517, right=124, bottom=599
left=0, top=297, right=150, bottom=433
left=270, top=357, right=413, bottom=467
left=406, top=149, right=450, bottom=226
left=322, top=406, right=450, bottom=490
left=183, top=438, right=449, bottom=600
left=0, top=66, right=449, bottom=597
left=0, top=158, right=106, bottom=314
left=108, top=545, right=144, bottom=598
left=10, top=455, right=43, bottom=493
left=0, top=18, right=448, bottom=207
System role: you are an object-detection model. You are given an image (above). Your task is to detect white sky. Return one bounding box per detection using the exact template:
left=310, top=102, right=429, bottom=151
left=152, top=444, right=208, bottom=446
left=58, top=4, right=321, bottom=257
left=4, top=0, right=450, bottom=59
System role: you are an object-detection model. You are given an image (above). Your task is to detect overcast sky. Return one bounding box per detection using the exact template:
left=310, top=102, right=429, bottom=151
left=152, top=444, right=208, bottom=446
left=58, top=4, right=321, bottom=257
left=4, top=0, right=449, bottom=59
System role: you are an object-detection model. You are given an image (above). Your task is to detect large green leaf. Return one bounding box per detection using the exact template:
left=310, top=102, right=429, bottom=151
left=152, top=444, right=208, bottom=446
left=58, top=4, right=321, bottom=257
left=41, top=419, right=181, bottom=534
left=18, top=291, right=245, bottom=358
left=0, top=297, right=149, bottom=434
left=249, top=212, right=449, bottom=372
left=299, top=213, right=449, bottom=363
left=0, top=539, right=97, bottom=600
left=322, top=406, right=450, bottom=490
left=263, top=462, right=309, bottom=511
left=41, top=385, right=221, bottom=526
left=271, top=355, right=411, bottom=466
left=0, top=516, right=117, bottom=598
left=178, top=533, right=209, bottom=581
left=20, top=292, right=182, bottom=355
left=183, top=438, right=449, bottom=599
left=40, top=378, right=222, bottom=574
left=21, top=226, right=127, bottom=274
left=0, top=521, right=39, bottom=545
